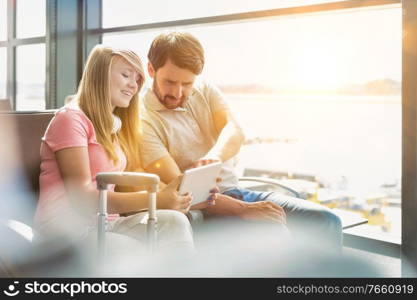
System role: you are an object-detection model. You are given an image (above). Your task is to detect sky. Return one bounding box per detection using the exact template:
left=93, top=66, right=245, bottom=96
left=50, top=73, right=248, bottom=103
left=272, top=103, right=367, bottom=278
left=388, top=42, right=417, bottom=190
left=0, top=1, right=402, bottom=93
left=102, top=1, right=401, bottom=91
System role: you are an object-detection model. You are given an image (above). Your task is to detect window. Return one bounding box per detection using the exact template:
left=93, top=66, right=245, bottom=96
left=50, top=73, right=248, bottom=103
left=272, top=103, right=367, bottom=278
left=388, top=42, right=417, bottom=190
left=0, top=48, right=6, bottom=99
left=194, top=8, right=402, bottom=242
left=103, top=3, right=402, bottom=242
left=16, top=44, right=45, bottom=110
left=0, top=0, right=6, bottom=41
left=2, top=0, right=46, bottom=110
left=0, top=1, right=7, bottom=100
left=16, top=0, right=46, bottom=38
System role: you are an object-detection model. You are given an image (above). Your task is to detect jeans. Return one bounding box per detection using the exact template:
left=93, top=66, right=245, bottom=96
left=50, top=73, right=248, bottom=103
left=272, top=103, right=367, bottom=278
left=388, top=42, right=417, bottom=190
left=223, top=187, right=343, bottom=250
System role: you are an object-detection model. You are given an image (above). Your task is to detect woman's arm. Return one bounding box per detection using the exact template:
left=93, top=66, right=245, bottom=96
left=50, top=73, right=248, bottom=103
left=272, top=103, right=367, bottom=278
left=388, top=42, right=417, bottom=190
left=55, top=147, right=150, bottom=214
left=55, top=147, right=191, bottom=214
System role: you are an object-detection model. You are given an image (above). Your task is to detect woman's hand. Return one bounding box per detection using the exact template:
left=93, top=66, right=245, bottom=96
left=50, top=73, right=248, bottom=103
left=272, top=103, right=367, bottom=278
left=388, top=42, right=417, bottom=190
left=157, top=175, right=193, bottom=213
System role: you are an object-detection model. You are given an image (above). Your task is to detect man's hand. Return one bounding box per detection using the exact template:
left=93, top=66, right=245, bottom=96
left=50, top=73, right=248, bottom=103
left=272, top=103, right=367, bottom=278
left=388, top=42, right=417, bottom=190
left=157, top=175, right=192, bottom=213
left=239, top=201, right=286, bottom=224
left=190, top=187, right=219, bottom=210
left=201, top=193, right=286, bottom=224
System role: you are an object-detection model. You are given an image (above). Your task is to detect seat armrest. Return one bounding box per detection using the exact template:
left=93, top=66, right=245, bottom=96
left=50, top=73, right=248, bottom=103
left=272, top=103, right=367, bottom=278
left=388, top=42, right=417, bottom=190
left=0, top=219, right=34, bottom=242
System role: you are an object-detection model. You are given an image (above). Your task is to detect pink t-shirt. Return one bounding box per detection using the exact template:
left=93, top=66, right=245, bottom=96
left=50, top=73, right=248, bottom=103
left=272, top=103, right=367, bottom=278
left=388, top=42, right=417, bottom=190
left=35, top=105, right=126, bottom=234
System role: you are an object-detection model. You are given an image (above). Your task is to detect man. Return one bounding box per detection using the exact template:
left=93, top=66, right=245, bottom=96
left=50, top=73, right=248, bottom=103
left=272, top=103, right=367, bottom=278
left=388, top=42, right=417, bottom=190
left=140, top=32, right=342, bottom=249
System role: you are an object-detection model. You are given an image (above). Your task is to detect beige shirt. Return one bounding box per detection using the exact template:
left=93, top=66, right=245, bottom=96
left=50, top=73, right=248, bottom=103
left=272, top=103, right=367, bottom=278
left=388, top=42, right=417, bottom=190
left=140, top=81, right=239, bottom=192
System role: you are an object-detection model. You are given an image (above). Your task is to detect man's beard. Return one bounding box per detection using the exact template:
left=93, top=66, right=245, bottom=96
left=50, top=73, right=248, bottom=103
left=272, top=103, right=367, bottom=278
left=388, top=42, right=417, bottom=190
left=153, top=80, right=187, bottom=109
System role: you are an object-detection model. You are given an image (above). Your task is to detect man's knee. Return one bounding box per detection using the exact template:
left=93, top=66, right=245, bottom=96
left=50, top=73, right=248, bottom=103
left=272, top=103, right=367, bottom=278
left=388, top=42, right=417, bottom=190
left=305, top=207, right=342, bottom=232
left=321, top=209, right=342, bottom=231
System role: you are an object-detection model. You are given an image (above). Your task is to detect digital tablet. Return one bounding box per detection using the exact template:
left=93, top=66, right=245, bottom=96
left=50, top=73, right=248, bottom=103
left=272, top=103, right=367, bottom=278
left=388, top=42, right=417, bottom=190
left=179, top=162, right=222, bottom=205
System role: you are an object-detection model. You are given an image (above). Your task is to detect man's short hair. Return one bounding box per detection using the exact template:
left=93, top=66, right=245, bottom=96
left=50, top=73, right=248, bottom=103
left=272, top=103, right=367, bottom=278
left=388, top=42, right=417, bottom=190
left=148, top=32, right=205, bottom=75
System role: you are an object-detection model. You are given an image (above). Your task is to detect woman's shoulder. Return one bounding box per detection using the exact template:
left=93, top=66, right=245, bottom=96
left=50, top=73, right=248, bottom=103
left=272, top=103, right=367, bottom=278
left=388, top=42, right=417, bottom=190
left=43, top=102, right=96, bottom=147
left=46, top=103, right=95, bottom=139
left=53, top=103, right=91, bottom=125
left=57, top=101, right=84, bottom=116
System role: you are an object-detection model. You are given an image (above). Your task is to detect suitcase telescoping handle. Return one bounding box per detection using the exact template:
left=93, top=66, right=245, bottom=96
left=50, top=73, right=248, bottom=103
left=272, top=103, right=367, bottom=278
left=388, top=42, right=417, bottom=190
left=96, top=172, right=160, bottom=258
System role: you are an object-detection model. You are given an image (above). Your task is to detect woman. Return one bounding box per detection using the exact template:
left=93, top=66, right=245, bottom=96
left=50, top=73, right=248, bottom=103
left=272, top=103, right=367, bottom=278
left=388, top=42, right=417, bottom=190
left=35, top=45, right=195, bottom=255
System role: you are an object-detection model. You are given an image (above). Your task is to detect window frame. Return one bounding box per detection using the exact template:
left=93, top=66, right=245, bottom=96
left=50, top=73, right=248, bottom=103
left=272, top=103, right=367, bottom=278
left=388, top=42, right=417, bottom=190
left=401, top=0, right=417, bottom=278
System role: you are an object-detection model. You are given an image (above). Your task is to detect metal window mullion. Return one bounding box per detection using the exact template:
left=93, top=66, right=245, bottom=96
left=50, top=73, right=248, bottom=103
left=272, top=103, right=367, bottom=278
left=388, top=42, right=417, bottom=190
left=77, top=0, right=85, bottom=82
left=46, top=0, right=57, bottom=109
left=6, top=0, right=16, bottom=110
left=6, top=46, right=15, bottom=110
left=402, top=0, right=417, bottom=278
left=83, top=0, right=101, bottom=64
left=9, top=37, right=45, bottom=46
left=54, top=0, right=82, bottom=108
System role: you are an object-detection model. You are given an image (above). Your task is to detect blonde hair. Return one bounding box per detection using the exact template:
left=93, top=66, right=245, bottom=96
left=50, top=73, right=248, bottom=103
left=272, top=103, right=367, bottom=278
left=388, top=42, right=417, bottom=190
left=76, top=45, right=144, bottom=171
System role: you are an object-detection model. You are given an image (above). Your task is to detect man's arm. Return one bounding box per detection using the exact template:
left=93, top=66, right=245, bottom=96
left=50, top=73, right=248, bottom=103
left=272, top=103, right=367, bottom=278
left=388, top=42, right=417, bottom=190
left=201, top=193, right=286, bottom=224
left=144, top=155, right=182, bottom=185
left=192, top=109, right=245, bottom=167
left=144, top=155, right=215, bottom=210
left=143, top=151, right=285, bottom=223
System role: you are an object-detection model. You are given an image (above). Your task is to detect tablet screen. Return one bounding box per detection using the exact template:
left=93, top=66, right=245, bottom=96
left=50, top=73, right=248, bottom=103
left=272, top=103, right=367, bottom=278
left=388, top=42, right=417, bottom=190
left=178, top=162, right=222, bottom=205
